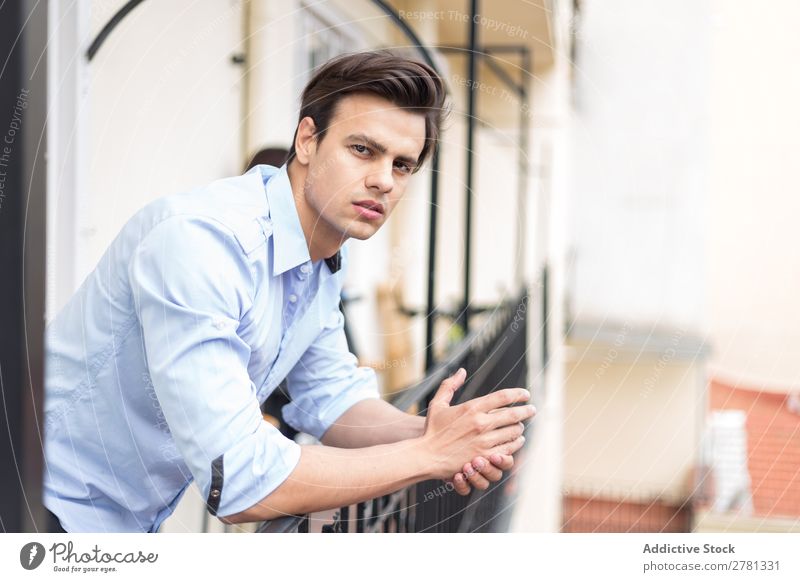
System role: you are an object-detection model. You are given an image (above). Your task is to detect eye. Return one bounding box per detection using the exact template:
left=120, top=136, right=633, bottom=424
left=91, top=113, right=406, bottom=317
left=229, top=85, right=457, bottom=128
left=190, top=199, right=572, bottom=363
left=394, top=161, right=414, bottom=174
left=350, top=144, right=370, bottom=156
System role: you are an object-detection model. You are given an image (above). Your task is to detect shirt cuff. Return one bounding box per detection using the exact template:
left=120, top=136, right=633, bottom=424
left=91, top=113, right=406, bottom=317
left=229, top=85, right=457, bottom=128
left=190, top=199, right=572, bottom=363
left=210, top=420, right=302, bottom=519
left=281, top=366, right=381, bottom=440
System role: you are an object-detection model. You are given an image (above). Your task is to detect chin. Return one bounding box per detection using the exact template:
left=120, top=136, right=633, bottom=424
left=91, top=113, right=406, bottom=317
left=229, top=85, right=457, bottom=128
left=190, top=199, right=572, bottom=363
left=345, top=228, right=378, bottom=241
left=343, top=221, right=380, bottom=241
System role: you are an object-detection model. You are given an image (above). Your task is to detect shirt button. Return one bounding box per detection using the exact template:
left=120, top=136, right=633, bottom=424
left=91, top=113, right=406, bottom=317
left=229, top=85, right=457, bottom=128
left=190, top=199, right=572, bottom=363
left=210, top=489, right=221, bottom=499
left=300, top=264, right=311, bottom=274
left=288, top=294, right=298, bottom=303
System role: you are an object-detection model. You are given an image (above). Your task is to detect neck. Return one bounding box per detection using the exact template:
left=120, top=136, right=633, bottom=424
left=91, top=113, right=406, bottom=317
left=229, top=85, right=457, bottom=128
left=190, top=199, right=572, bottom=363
left=287, top=160, right=345, bottom=262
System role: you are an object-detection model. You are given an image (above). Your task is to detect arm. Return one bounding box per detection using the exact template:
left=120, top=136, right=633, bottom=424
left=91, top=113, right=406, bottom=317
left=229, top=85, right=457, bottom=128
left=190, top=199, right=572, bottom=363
left=221, top=369, right=534, bottom=523
left=320, top=398, right=424, bottom=448
left=130, top=217, right=302, bottom=519
left=221, top=438, right=430, bottom=522
left=319, top=387, right=527, bottom=495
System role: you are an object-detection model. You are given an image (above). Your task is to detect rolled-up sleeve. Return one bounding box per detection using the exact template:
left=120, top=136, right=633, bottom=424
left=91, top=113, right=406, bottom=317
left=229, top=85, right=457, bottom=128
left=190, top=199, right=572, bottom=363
left=128, top=216, right=301, bottom=518
left=282, top=303, right=381, bottom=440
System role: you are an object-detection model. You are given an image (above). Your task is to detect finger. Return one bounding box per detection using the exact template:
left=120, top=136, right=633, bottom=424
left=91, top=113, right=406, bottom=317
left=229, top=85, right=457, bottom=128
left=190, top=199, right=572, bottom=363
left=489, top=453, right=514, bottom=471
left=471, top=387, right=531, bottom=413
left=463, top=462, right=491, bottom=491
left=472, top=456, right=502, bottom=482
left=431, top=368, right=467, bottom=407
left=485, top=422, right=525, bottom=448
left=486, top=404, right=536, bottom=430
left=452, top=472, right=471, bottom=496
left=491, top=434, right=526, bottom=457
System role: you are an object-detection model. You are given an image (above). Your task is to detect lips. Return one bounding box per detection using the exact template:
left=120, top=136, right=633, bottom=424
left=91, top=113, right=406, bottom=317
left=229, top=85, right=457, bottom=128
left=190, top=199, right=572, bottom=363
left=353, top=199, right=385, bottom=215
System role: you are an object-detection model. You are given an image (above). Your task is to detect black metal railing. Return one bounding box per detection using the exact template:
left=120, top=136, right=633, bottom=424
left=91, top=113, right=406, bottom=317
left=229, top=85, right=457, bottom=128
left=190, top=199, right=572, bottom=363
left=256, top=288, right=529, bottom=533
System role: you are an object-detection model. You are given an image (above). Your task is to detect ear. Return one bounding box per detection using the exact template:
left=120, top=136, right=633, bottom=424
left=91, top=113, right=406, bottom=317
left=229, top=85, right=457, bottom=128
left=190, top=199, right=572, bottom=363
left=294, top=116, right=318, bottom=166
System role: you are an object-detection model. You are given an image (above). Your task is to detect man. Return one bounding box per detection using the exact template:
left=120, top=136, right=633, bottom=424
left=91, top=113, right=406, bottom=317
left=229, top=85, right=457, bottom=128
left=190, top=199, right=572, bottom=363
left=43, top=51, right=534, bottom=533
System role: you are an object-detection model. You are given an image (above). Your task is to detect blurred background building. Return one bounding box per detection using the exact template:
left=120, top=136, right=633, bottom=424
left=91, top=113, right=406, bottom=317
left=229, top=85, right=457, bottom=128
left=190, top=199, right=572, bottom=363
left=1, top=0, right=797, bottom=532
left=555, top=0, right=800, bottom=533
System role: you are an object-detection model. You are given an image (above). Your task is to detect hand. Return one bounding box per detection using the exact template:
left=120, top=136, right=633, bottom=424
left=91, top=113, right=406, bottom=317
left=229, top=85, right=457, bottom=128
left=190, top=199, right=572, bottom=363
left=420, top=368, right=534, bottom=480
left=449, top=453, right=516, bottom=496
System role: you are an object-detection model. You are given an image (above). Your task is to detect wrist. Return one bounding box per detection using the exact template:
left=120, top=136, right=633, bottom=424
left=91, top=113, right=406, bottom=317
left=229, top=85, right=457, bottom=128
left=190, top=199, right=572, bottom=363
left=407, top=434, right=440, bottom=481
left=407, top=414, right=425, bottom=439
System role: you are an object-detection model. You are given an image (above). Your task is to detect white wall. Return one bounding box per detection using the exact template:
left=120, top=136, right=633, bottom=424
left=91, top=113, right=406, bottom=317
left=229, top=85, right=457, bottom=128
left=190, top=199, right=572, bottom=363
left=530, top=0, right=715, bottom=527
left=82, top=0, right=246, bottom=283
left=510, top=0, right=573, bottom=532
left=707, top=0, right=800, bottom=390
left=568, top=0, right=709, bottom=333
left=563, top=355, right=704, bottom=502
left=245, top=0, right=302, bottom=153
left=46, top=0, right=91, bottom=321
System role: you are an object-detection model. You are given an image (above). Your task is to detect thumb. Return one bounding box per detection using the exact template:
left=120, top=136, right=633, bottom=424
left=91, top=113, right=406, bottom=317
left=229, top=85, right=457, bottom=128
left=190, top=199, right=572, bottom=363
left=432, top=368, right=467, bottom=407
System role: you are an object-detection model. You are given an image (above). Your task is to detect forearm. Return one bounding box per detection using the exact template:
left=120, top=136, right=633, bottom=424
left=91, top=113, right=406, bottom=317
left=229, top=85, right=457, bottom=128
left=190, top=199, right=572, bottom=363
left=220, top=438, right=434, bottom=523
left=221, top=372, right=535, bottom=525
left=320, top=398, right=425, bottom=448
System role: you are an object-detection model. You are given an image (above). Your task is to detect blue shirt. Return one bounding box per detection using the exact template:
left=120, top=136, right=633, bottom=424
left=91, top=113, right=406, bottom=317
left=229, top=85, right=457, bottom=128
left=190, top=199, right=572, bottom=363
left=43, top=164, right=380, bottom=532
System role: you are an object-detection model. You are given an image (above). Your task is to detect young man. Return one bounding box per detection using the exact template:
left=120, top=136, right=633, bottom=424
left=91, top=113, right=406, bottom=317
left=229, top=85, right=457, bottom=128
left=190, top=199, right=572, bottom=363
left=43, top=51, right=534, bottom=532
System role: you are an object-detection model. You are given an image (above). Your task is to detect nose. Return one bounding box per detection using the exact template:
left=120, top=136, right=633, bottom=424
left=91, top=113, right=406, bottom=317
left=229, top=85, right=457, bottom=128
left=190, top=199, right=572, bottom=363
left=364, top=161, right=394, bottom=196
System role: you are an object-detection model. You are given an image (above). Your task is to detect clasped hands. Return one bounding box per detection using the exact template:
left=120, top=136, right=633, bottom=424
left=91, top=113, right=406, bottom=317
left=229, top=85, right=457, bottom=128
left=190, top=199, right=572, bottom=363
left=423, top=368, right=535, bottom=496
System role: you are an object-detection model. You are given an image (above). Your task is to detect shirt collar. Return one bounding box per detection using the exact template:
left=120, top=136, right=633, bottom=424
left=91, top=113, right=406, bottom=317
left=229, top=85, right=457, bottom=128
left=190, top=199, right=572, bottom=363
left=256, top=164, right=342, bottom=276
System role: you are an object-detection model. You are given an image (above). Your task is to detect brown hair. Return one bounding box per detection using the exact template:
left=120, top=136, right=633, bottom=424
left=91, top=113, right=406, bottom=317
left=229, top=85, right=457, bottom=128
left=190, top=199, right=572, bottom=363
left=288, top=50, right=448, bottom=171
left=245, top=147, right=289, bottom=171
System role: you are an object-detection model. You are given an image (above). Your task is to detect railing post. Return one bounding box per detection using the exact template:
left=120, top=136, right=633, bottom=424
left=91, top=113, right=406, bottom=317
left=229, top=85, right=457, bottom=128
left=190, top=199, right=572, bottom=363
left=461, top=0, right=479, bottom=335
left=425, top=146, right=440, bottom=371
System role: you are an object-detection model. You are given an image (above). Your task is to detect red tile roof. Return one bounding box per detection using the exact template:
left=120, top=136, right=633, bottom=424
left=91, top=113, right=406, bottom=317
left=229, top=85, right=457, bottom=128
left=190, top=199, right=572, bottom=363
left=562, top=494, right=691, bottom=532
left=710, top=379, right=800, bottom=518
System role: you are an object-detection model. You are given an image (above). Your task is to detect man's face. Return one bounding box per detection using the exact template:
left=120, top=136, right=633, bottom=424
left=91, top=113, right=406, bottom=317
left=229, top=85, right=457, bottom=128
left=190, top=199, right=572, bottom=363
left=298, top=93, right=427, bottom=245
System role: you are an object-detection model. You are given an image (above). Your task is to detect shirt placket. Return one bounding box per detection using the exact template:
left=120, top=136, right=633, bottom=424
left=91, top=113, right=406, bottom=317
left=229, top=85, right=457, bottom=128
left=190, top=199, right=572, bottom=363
left=262, top=260, right=328, bottom=394
left=282, top=261, right=314, bottom=330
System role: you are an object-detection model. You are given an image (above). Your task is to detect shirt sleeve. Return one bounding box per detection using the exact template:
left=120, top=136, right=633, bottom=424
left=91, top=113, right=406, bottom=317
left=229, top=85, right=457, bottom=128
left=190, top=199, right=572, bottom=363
left=282, top=301, right=381, bottom=440
left=128, top=216, right=301, bottom=519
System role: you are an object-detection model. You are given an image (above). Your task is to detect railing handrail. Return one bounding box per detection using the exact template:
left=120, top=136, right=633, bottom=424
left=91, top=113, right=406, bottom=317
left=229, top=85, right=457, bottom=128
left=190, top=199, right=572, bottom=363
left=388, top=295, right=517, bottom=412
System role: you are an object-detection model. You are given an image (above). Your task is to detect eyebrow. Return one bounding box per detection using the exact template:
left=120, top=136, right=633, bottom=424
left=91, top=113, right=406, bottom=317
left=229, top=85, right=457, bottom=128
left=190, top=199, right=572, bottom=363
left=346, top=133, right=419, bottom=167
